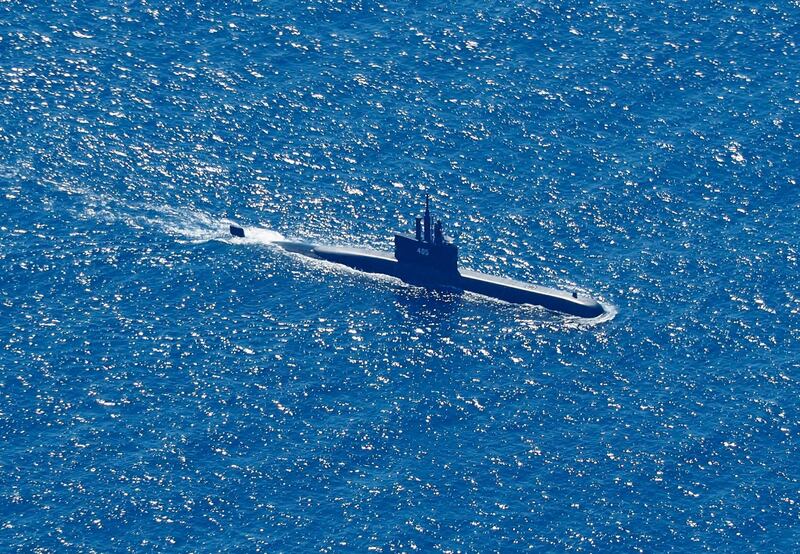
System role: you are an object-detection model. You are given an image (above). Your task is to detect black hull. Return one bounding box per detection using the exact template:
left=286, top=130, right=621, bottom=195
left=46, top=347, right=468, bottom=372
left=267, top=239, right=604, bottom=318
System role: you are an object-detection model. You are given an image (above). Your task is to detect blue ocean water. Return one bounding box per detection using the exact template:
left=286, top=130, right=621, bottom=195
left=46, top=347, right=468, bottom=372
left=1, top=0, right=799, bottom=550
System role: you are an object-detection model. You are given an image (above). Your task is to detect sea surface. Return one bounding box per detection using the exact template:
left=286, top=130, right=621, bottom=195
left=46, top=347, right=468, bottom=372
left=1, top=0, right=799, bottom=551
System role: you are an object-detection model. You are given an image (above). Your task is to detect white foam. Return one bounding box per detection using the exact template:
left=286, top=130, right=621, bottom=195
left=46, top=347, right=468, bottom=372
left=153, top=210, right=232, bottom=244
left=236, top=226, right=284, bottom=245
left=561, top=303, right=618, bottom=330
left=39, top=174, right=287, bottom=248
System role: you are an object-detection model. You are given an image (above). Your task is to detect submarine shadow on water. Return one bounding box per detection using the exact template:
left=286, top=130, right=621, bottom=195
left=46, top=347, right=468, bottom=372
left=391, top=283, right=463, bottom=320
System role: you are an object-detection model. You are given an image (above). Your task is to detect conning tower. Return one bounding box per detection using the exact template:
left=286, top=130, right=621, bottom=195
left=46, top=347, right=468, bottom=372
left=394, top=195, right=459, bottom=276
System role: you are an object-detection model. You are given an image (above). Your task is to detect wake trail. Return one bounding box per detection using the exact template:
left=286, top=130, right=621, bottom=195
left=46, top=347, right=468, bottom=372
left=123, top=202, right=285, bottom=248
left=229, top=226, right=284, bottom=245
left=40, top=177, right=285, bottom=246
left=156, top=212, right=284, bottom=247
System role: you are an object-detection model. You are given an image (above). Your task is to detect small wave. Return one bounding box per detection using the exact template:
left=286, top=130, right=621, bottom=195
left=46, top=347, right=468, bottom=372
left=0, top=164, right=19, bottom=179
left=562, top=302, right=618, bottom=330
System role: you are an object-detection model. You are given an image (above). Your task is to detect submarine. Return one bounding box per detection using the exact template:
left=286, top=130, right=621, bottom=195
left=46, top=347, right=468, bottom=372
left=230, top=196, right=605, bottom=318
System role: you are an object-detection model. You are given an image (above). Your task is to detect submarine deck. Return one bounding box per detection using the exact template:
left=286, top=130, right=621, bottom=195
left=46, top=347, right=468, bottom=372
left=302, top=244, right=604, bottom=317
left=313, top=245, right=396, bottom=262
left=459, top=269, right=604, bottom=317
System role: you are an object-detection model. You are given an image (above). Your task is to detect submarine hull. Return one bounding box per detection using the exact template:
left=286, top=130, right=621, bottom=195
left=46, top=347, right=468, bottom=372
left=312, top=245, right=604, bottom=317
left=458, top=269, right=604, bottom=318
left=228, top=225, right=604, bottom=318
